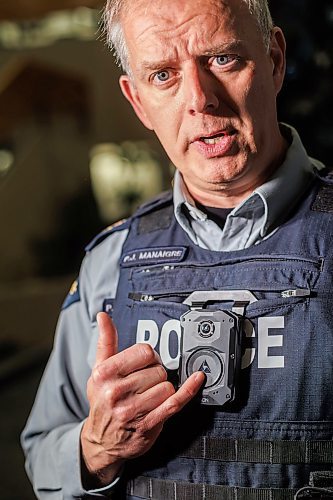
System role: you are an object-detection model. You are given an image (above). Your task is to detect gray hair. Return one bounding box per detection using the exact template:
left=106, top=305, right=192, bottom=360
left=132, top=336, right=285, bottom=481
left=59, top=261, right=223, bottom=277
left=102, top=0, right=274, bottom=74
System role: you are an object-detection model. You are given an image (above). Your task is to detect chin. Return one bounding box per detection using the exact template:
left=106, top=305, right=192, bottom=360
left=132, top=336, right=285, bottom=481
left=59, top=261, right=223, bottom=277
left=196, top=162, right=246, bottom=185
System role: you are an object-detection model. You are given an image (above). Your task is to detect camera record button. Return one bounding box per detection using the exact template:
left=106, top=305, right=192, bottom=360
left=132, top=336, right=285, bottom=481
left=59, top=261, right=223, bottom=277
left=186, top=349, right=224, bottom=388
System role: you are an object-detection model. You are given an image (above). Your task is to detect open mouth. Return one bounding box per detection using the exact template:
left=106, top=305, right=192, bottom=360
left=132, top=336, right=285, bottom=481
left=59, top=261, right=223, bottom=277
left=199, top=131, right=235, bottom=145
left=192, top=129, right=236, bottom=158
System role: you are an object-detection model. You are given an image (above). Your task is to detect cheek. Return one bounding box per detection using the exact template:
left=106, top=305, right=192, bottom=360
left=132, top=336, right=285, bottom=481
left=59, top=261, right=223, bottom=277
left=240, top=76, right=275, bottom=132
left=221, top=69, right=257, bottom=119
left=145, top=99, right=184, bottom=147
left=240, top=70, right=260, bottom=108
left=248, top=67, right=277, bottom=114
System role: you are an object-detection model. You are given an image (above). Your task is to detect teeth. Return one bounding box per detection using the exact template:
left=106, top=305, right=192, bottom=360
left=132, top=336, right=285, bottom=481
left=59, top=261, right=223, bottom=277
left=202, top=135, right=224, bottom=145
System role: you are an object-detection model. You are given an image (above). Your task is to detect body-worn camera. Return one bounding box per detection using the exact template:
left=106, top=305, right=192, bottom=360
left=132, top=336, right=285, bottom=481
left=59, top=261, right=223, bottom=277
left=179, top=290, right=256, bottom=406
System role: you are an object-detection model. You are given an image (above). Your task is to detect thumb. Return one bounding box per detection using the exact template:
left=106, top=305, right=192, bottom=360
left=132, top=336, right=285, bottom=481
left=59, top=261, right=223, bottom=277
left=95, top=312, right=118, bottom=366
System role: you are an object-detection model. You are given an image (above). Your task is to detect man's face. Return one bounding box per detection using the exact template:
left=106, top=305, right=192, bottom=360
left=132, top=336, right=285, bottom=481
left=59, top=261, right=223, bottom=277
left=119, top=0, right=286, bottom=204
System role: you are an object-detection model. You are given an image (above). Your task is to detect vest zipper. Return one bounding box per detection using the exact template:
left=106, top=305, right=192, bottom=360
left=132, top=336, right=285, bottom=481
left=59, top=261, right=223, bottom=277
left=129, top=288, right=311, bottom=302
left=133, top=257, right=322, bottom=275
left=280, top=289, right=311, bottom=298
left=129, top=291, right=189, bottom=302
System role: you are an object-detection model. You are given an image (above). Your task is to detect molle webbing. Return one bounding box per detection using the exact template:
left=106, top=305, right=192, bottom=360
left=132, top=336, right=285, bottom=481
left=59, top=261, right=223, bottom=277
left=127, top=476, right=298, bottom=500
left=179, top=436, right=333, bottom=465
left=126, top=438, right=333, bottom=499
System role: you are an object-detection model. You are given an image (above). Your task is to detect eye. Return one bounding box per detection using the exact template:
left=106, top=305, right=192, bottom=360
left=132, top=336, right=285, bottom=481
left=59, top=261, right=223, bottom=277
left=215, top=55, right=230, bottom=66
left=153, top=70, right=170, bottom=83
left=210, top=54, right=239, bottom=68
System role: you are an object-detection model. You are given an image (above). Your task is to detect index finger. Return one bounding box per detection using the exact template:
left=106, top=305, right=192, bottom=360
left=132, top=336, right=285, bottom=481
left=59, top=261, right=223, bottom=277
left=142, top=371, right=206, bottom=429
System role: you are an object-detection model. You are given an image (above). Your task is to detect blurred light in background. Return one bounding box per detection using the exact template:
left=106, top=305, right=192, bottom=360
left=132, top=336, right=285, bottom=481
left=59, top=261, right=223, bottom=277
left=327, top=5, right=333, bottom=23
left=0, top=148, right=14, bottom=177
left=0, top=7, right=99, bottom=49
left=90, top=141, right=164, bottom=222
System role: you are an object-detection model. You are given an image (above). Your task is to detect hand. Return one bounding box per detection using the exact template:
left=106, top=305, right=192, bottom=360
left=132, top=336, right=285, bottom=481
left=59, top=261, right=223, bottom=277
left=81, top=312, right=205, bottom=487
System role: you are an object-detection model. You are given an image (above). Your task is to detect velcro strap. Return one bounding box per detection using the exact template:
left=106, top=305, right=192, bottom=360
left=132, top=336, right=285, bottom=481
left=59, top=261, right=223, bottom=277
left=137, top=204, right=174, bottom=234
left=312, top=184, right=333, bottom=212
left=127, top=476, right=297, bottom=500
left=180, top=437, right=333, bottom=464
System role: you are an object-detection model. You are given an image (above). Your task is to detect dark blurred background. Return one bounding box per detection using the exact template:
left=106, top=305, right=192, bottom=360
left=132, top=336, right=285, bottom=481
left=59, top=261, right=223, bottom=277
left=0, top=1, right=332, bottom=498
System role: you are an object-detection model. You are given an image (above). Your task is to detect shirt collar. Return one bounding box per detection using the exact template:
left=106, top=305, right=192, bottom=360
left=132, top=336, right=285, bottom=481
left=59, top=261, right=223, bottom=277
left=173, top=124, right=324, bottom=246
left=253, top=124, right=323, bottom=237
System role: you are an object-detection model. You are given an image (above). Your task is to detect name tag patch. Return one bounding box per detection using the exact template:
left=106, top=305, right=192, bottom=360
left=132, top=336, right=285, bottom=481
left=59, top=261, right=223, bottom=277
left=122, top=246, right=187, bottom=267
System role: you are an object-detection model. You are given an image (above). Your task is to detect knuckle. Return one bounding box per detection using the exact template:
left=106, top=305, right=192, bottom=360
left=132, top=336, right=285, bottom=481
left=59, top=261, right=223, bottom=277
left=92, top=359, right=118, bottom=384
left=162, top=381, right=175, bottom=398
left=136, top=418, right=150, bottom=435
left=104, top=385, right=121, bottom=405
left=155, top=364, right=168, bottom=382
left=165, top=400, right=179, bottom=416
left=114, top=404, right=134, bottom=424
left=91, top=363, right=107, bottom=384
left=138, top=343, right=156, bottom=364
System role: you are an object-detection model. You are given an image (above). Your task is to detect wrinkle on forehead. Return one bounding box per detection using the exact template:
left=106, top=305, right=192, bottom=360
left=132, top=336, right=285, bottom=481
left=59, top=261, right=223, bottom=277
left=122, top=0, right=254, bottom=47
left=122, top=0, right=260, bottom=76
left=122, top=0, right=235, bottom=42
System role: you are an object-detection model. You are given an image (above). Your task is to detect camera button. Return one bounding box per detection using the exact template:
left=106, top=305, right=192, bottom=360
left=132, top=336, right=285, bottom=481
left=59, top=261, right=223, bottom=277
left=186, top=349, right=223, bottom=388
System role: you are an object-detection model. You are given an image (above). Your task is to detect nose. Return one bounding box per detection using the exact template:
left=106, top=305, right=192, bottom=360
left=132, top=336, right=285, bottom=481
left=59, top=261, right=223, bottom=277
left=184, top=64, right=219, bottom=115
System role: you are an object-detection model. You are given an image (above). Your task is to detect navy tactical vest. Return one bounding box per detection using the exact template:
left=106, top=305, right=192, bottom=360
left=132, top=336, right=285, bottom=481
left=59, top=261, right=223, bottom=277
left=108, top=170, right=333, bottom=499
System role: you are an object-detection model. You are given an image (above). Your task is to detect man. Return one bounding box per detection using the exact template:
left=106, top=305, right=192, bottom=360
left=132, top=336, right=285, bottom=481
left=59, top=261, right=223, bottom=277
left=22, top=0, right=333, bottom=498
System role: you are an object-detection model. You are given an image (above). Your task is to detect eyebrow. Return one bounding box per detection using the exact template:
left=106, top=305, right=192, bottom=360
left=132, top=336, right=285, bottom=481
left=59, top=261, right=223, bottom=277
left=201, top=40, right=245, bottom=56
left=137, top=40, right=245, bottom=78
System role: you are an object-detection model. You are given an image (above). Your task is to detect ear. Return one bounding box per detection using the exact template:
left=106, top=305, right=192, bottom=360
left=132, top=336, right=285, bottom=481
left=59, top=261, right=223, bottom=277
left=269, top=27, right=286, bottom=95
left=119, top=75, right=154, bottom=130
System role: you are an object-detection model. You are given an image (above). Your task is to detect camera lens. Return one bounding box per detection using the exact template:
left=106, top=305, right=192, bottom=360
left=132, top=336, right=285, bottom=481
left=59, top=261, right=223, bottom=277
left=198, top=320, right=215, bottom=338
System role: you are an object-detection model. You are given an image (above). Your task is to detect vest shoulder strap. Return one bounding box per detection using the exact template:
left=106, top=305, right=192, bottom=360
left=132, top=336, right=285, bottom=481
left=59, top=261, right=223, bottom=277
left=134, top=190, right=173, bottom=217
left=133, top=190, right=174, bottom=235
left=85, top=191, right=174, bottom=251
left=85, top=218, right=130, bottom=252
left=312, top=167, right=333, bottom=213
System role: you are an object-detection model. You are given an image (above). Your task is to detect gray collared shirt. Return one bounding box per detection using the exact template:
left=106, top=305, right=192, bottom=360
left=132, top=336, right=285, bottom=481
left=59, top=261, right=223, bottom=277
left=173, top=125, right=324, bottom=252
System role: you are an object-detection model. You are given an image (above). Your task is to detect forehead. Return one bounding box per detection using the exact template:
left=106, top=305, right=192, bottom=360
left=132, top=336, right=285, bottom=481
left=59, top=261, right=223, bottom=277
left=121, top=0, right=260, bottom=61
